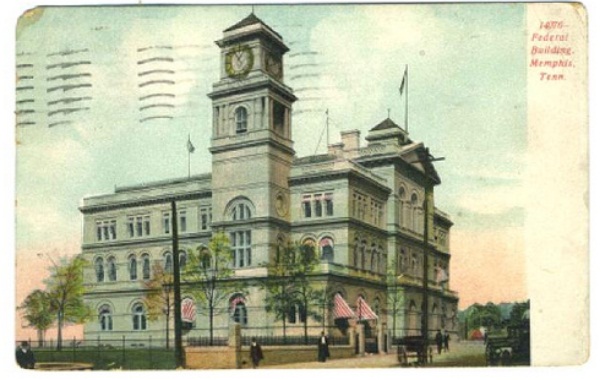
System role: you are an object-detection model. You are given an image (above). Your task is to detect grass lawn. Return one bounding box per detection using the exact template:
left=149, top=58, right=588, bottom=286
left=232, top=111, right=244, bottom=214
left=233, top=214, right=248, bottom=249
left=34, top=348, right=176, bottom=370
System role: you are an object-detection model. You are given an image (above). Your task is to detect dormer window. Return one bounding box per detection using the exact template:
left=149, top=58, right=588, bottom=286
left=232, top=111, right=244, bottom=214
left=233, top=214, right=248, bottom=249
left=235, top=107, right=248, bottom=134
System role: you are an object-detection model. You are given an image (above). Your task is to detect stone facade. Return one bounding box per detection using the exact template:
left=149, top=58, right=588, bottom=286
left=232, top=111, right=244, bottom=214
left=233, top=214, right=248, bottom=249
left=79, top=14, right=459, bottom=349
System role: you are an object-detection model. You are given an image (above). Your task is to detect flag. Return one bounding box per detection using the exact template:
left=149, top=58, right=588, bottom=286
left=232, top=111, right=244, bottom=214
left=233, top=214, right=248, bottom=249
left=399, top=65, right=408, bottom=97
left=187, top=136, right=195, bottom=153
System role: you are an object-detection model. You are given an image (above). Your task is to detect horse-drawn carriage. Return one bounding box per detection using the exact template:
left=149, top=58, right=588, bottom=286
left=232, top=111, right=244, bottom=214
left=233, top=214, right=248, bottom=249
left=396, top=336, right=432, bottom=366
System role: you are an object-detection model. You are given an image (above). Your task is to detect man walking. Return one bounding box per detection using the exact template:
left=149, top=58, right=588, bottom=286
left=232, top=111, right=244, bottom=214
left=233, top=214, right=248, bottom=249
left=435, top=329, right=443, bottom=355
left=249, top=337, right=264, bottom=368
left=317, top=331, right=330, bottom=362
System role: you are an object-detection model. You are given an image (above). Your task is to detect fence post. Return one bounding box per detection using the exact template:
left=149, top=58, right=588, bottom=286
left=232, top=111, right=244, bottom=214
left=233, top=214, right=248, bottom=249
left=229, top=323, right=241, bottom=369
left=149, top=336, right=152, bottom=370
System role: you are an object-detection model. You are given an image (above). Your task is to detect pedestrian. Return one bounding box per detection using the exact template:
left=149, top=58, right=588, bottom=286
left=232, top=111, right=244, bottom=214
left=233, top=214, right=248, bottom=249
left=16, top=341, right=36, bottom=369
left=249, top=337, right=264, bottom=369
left=435, top=329, right=443, bottom=355
left=317, top=331, right=330, bottom=362
left=444, top=332, right=450, bottom=352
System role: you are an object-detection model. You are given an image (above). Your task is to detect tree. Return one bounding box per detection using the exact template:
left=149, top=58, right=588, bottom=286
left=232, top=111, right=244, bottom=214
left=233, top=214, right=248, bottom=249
left=465, top=302, right=502, bottom=334
left=183, top=232, right=240, bottom=345
left=144, top=262, right=174, bottom=348
left=263, top=241, right=322, bottom=343
left=385, top=254, right=405, bottom=339
left=18, top=289, right=55, bottom=347
left=508, top=300, right=530, bottom=326
left=44, top=255, right=92, bottom=350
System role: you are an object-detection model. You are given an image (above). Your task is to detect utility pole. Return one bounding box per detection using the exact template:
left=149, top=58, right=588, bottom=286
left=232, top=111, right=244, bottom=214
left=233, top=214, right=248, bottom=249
left=411, top=148, right=444, bottom=364
left=171, top=200, right=184, bottom=368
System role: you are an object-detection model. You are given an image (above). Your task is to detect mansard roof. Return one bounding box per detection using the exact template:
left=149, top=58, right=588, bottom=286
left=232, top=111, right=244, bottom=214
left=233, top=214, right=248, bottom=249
left=370, top=117, right=403, bottom=131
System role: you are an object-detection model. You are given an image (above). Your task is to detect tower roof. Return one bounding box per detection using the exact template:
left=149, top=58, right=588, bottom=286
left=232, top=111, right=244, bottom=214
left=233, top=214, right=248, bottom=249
left=223, top=13, right=282, bottom=39
left=370, top=117, right=403, bottom=131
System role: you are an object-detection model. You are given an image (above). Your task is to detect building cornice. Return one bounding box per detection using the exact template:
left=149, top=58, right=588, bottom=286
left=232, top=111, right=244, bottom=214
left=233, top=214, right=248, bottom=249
left=79, top=190, right=212, bottom=214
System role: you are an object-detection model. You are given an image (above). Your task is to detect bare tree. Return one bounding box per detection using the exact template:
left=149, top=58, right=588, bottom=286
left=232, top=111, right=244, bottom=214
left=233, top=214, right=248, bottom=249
left=144, top=262, right=174, bottom=348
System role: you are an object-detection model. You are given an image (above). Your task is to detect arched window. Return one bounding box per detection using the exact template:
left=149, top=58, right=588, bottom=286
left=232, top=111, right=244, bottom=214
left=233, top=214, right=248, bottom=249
left=132, top=303, right=147, bottom=331
left=235, top=107, right=248, bottom=134
left=320, top=237, right=334, bottom=262
left=378, top=245, right=384, bottom=273
left=399, top=186, right=407, bottom=228
left=398, top=248, right=406, bottom=274
left=179, top=250, right=187, bottom=270
left=370, top=243, right=377, bottom=272
left=353, top=238, right=360, bottom=268
left=360, top=240, right=367, bottom=270
left=95, top=257, right=104, bottom=282
left=107, top=257, right=117, bottom=281
left=411, top=193, right=419, bottom=232
left=164, top=252, right=173, bottom=273
left=232, top=203, right=252, bottom=221
left=411, top=253, right=418, bottom=277
left=128, top=255, right=137, bottom=281
left=408, top=300, right=419, bottom=336
left=230, top=295, right=248, bottom=326
left=141, top=254, right=151, bottom=280
left=99, top=304, right=113, bottom=331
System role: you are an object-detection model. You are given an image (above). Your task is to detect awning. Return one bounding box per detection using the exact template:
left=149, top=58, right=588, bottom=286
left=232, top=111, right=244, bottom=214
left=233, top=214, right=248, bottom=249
left=332, top=293, right=355, bottom=319
left=181, top=298, right=196, bottom=323
left=356, top=297, right=378, bottom=321
left=230, top=295, right=246, bottom=310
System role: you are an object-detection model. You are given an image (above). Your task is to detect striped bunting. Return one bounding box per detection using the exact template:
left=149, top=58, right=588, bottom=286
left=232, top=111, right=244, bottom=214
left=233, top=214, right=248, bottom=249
left=356, top=297, right=378, bottom=321
left=181, top=298, right=196, bottom=323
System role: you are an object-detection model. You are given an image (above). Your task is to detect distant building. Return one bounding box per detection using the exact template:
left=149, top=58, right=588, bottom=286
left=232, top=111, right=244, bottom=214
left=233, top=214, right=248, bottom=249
left=79, top=13, right=459, bottom=350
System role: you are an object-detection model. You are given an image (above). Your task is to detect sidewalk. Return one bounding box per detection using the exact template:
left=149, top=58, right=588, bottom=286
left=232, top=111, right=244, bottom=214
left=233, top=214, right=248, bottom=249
left=262, top=341, right=486, bottom=369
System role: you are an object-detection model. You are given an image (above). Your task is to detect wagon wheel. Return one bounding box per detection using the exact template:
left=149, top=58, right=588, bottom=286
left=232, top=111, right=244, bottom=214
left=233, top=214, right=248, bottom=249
left=485, top=344, right=496, bottom=366
left=500, top=350, right=512, bottom=366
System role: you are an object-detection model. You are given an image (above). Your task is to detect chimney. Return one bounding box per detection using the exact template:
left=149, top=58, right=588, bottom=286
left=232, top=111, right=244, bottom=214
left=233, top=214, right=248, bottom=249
left=340, top=130, right=361, bottom=151
left=328, top=142, right=344, bottom=156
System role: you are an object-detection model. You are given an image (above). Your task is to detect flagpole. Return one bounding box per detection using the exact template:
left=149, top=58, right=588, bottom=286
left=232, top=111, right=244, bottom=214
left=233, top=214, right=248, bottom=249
left=405, top=64, right=409, bottom=133
left=187, top=133, right=191, bottom=179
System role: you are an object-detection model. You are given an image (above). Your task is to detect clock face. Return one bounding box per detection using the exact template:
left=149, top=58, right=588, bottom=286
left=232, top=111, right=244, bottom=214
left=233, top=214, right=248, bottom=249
left=225, top=45, right=254, bottom=78
left=265, top=53, right=282, bottom=80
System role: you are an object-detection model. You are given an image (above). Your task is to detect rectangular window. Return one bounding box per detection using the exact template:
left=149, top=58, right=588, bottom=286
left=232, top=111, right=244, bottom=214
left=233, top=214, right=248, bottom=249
left=144, top=217, right=150, bottom=235
left=128, top=217, right=134, bottom=238
left=231, top=230, right=251, bottom=268
left=325, top=193, right=334, bottom=216
left=163, top=213, right=170, bottom=234
left=201, top=214, right=208, bottom=230
left=136, top=217, right=143, bottom=237
left=303, top=195, right=312, bottom=218
left=179, top=210, right=187, bottom=232
left=314, top=194, right=322, bottom=217
left=103, top=225, right=109, bottom=240
left=96, top=223, right=102, bottom=241
left=109, top=221, right=117, bottom=240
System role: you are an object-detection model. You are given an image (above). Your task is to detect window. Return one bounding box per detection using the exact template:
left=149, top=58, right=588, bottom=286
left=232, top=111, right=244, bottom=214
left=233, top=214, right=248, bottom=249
left=370, top=244, right=377, bottom=272
left=96, top=220, right=117, bottom=241
left=132, top=303, right=147, bottom=331
left=302, top=195, right=311, bottom=218
left=287, top=303, right=306, bottom=324
left=129, top=255, right=137, bottom=280
left=353, top=192, right=367, bottom=220
left=200, top=207, right=212, bottom=230
left=164, top=252, right=173, bottom=273
left=228, top=199, right=253, bottom=268
left=320, top=237, right=334, bottom=262
left=399, top=248, right=407, bottom=274
left=361, top=240, right=367, bottom=270
left=179, top=250, right=187, bottom=270
left=108, top=257, right=117, bottom=281
left=411, top=253, right=418, bottom=277
left=141, top=254, right=150, bottom=280
left=232, top=204, right=251, bottom=220
left=95, top=257, right=104, bottom=282
left=230, top=231, right=252, bottom=267
left=179, top=211, right=187, bottom=232
left=128, top=215, right=150, bottom=237
left=99, top=305, right=113, bottom=331
left=399, top=187, right=407, bottom=229
left=314, top=194, right=322, bottom=217
left=325, top=193, right=334, bottom=216
left=235, top=107, right=248, bottom=134
left=231, top=296, right=248, bottom=326
left=302, top=192, right=334, bottom=218
left=163, top=212, right=170, bottom=234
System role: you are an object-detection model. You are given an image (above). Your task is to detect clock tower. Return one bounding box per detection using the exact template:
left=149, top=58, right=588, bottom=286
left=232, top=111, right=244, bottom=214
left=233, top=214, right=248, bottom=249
left=208, top=13, right=296, bottom=268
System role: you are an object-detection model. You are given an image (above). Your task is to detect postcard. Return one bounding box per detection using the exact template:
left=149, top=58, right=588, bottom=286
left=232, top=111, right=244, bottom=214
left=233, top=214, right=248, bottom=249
left=9, top=1, right=589, bottom=373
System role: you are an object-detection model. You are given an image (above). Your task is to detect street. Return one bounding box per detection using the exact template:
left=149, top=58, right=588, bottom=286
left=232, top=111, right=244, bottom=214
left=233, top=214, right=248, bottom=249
left=263, top=341, right=487, bottom=369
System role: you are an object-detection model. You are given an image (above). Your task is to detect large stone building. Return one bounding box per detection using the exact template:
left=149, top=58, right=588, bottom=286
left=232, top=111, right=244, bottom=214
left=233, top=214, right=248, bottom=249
left=79, top=14, right=458, bottom=349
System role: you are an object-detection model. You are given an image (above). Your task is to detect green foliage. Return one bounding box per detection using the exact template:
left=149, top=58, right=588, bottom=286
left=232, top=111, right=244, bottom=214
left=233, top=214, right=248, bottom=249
left=262, top=240, right=322, bottom=340
left=18, top=289, right=55, bottom=340
left=43, top=255, right=93, bottom=350
left=143, top=262, right=174, bottom=322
